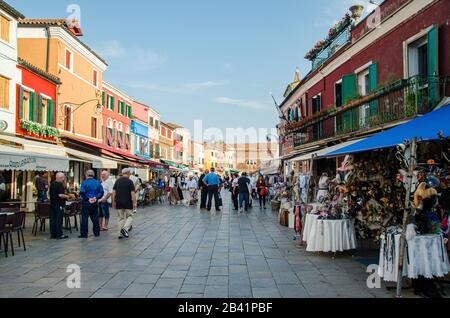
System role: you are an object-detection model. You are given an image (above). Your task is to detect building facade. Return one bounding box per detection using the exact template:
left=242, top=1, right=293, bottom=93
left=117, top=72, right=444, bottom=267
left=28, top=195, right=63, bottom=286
left=17, top=18, right=107, bottom=142
left=101, top=82, right=132, bottom=153
left=147, top=106, right=160, bottom=159
left=234, top=142, right=279, bottom=173
left=0, top=2, right=24, bottom=134
left=279, top=0, right=450, bottom=176
left=131, top=100, right=150, bottom=160
left=159, top=121, right=174, bottom=161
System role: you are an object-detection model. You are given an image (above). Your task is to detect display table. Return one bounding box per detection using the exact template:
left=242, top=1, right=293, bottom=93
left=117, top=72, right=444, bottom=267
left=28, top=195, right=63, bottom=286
left=302, top=213, right=319, bottom=242
left=306, top=218, right=357, bottom=253
left=378, top=233, right=450, bottom=282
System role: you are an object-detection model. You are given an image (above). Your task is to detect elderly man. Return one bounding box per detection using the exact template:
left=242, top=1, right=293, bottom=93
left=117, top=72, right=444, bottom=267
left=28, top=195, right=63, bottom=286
left=198, top=169, right=209, bottom=210
left=79, top=170, right=104, bottom=239
left=49, top=172, right=69, bottom=240
left=99, top=170, right=114, bottom=231
left=112, top=168, right=137, bottom=239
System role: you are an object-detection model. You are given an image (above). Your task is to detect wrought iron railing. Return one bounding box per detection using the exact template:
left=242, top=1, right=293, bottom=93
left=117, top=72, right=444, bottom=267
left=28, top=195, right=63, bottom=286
left=291, top=76, right=448, bottom=148
left=312, top=25, right=351, bottom=70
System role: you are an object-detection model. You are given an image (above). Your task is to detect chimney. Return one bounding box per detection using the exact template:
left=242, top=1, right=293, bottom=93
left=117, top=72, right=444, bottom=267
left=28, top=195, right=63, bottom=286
left=349, top=5, right=364, bottom=23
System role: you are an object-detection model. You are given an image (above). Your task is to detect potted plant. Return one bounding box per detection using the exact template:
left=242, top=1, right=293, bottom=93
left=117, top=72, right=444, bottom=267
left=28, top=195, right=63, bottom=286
left=350, top=5, right=365, bottom=21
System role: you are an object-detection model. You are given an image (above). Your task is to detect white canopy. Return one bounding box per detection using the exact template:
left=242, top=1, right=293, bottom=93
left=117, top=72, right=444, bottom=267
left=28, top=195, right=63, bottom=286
left=0, top=145, right=69, bottom=172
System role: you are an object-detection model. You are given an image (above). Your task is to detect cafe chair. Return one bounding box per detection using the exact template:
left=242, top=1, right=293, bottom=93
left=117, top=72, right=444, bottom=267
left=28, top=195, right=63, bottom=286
left=9, top=212, right=26, bottom=252
left=64, top=202, right=79, bottom=234
left=33, top=202, right=50, bottom=236
left=0, top=214, right=13, bottom=258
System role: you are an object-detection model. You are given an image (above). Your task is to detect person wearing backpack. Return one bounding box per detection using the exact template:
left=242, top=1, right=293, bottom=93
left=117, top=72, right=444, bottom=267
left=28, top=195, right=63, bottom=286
left=256, top=175, right=268, bottom=210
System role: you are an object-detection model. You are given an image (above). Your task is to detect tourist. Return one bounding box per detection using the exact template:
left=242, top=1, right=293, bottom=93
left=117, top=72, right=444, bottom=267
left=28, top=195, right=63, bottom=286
left=176, top=172, right=184, bottom=201
left=112, top=168, right=137, bottom=239
left=129, top=170, right=141, bottom=192
left=79, top=170, right=104, bottom=239
left=249, top=173, right=257, bottom=199
left=169, top=172, right=180, bottom=205
left=256, top=175, right=268, bottom=209
left=203, top=167, right=221, bottom=212
left=36, top=172, right=49, bottom=202
left=198, top=169, right=209, bottom=210
left=186, top=175, right=198, bottom=203
left=99, top=170, right=113, bottom=231
left=230, top=173, right=239, bottom=211
left=49, top=172, right=69, bottom=240
left=238, top=172, right=251, bottom=213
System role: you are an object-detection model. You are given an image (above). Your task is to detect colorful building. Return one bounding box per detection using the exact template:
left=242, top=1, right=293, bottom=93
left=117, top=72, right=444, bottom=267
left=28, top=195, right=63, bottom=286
left=0, top=1, right=24, bottom=134
left=17, top=18, right=107, bottom=142
left=131, top=101, right=150, bottom=159
left=101, top=82, right=132, bottom=153
left=159, top=121, right=174, bottom=161
left=279, top=0, right=450, bottom=177
left=147, top=106, right=160, bottom=159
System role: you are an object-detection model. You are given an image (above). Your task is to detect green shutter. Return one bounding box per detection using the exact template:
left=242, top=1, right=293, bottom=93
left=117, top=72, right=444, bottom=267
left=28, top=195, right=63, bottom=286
left=101, top=125, right=104, bottom=141
left=46, top=99, right=51, bottom=125
left=369, top=63, right=378, bottom=116
left=37, top=95, right=43, bottom=123
left=111, top=96, right=115, bottom=111
left=428, top=25, right=439, bottom=104
left=150, top=117, right=153, bottom=127
left=49, top=100, right=54, bottom=127
left=102, top=91, right=105, bottom=106
left=341, top=74, right=357, bottom=132
left=29, top=92, right=35, bottom=121
left=18, top=86, right=24, bottom=119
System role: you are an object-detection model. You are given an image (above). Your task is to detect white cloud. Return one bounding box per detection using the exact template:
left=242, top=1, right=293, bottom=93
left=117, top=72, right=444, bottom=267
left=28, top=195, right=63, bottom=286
left=122, top=80, right=230, bottom=94
left=215, top=97, right=272, bottom=110
left=135, top=49, right=168, bottom=68
left=96, top=40, right=125, bottom=58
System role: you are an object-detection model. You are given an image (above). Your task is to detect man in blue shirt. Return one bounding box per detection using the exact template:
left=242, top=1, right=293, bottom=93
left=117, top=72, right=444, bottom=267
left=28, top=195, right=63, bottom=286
left=79, top=170, right=104, bottom=238
left=202, top=168, right=221, bottom=212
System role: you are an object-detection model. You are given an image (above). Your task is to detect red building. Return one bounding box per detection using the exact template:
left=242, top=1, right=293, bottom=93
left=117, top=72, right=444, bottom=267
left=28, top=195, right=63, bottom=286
left=101, top=82, right=132, bottom=153
left=279, top=0, right=450, bottom=167
left=15, top=58, right=61, bottom=141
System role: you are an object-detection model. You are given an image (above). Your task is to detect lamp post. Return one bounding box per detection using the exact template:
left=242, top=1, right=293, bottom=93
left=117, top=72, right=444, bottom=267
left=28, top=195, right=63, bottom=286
left=59, top=99, right=103, bottom=118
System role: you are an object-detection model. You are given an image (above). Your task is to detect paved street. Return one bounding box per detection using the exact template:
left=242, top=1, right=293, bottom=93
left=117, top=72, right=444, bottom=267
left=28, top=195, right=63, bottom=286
left=0, top=194, right=413, bottom=298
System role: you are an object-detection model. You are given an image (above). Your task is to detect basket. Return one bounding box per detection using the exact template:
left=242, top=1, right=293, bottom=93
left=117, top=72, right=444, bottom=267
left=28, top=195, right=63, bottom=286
left=271, top=200, right=281, bottom=212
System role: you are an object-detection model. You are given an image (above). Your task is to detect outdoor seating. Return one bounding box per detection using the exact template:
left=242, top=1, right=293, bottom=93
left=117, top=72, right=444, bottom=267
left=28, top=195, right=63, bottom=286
left=0, top=214, right=13, bottom=258
left=33, top=202, right=50, bottom=236
left=7, top=212, right=26, bottom=253
left=64, top=201, right=80, bottom=233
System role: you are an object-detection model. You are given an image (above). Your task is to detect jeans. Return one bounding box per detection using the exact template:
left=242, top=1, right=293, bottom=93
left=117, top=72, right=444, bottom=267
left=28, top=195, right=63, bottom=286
left=238, top=192, right=250, bottom=210
left=38, top=190, right=48, bottom=202
left=49, top=204, right=64, bottom=238
left=231, top=192, right=238, bottom=210
left=207, top=185, right=220, bottom=211
left=99, top=202, right=110, bottom=219
left=80, top=203, right=100, bottom=237
left=200, top=188, right=208, bottom=209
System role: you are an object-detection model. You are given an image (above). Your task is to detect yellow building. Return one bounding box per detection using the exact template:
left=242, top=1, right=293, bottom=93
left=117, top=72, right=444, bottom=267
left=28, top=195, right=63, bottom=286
left=17, top=19, right=107, bottom=142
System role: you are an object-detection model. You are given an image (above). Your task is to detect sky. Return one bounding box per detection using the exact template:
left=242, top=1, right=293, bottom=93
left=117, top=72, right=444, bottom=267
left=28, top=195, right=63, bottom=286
left=9, top=0, right=377, bottom=142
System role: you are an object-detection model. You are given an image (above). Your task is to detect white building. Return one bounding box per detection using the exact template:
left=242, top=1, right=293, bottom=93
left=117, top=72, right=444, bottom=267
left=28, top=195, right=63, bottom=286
left=0, top=2, right=24, bottom=134
left=147, top=106, right=160, bottom=158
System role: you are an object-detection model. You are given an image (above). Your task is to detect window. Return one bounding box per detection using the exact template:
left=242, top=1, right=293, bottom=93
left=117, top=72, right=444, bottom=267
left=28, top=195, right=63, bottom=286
left=155, top=120, right=159, bottom=129
left=91, top=117, right=97, bottom=138
left=168, top=130, right=172, bottom=139
left=311, top=94, right=322, bottom=114
left=126, top=105, right=132, bottom=118
left=408, top=36, right=428, bottom=78
left=65, top=49, right=73, bottom=71
left=335, top=81, right=343, bottom=107
left=64, top=105, right=72, bottom=131
left=161, top=126, right=166, bottom=137
left=93, top=70, right=98, bottom=87
left=0, top=75, right=9, bottom=109
left=107, top=95, right=114, bottom=110
left=155, top=144, right=160, bottom=157
left=118, top=101, right=125, bottom=115
left=21, top=90, right=30, bottom=119
left=0, top=15, right=10, bottom=43
left=40, top=98, right=48, bottom=125
left=149, top=116, right=154, bottom=127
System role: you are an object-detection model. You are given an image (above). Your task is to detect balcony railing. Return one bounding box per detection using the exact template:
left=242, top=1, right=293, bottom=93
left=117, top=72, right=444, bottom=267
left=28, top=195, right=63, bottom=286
left=290, top=76, right=448, bottom=148
left=312, top=25, right=351, bottom=71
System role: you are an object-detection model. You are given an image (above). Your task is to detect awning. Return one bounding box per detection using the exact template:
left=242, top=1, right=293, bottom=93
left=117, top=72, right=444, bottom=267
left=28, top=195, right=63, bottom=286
left=64, top=148, right=117, bottom=169
left=260, top=166, right=279, bottom=175
left=0, top=134, right=66, bottom=157
left=161, top=160, right=190, bottom=171
left=0, top=145, right=69, bottom=172
left=326, top=104, right=450, bottom=157
left=289, top=139, right=365, bottom=162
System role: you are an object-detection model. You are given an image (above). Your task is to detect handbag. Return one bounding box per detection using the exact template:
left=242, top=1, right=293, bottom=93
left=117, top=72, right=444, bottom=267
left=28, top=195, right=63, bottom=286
left=260, top=187, right=268, bottom=197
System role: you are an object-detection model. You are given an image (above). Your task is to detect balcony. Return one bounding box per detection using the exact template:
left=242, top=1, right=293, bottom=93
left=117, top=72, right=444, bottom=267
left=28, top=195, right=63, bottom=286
left=287, top=76, right=449, bottom=148
left=311, top=24, right=351, bottom=70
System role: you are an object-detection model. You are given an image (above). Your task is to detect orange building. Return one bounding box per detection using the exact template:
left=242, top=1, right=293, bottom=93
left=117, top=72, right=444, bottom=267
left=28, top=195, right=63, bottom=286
left=17, top=19, right=107, bottom=142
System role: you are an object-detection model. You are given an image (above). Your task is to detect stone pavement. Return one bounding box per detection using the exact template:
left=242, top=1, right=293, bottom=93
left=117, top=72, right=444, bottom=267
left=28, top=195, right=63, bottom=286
left=0, top=193, right=423, bottom=298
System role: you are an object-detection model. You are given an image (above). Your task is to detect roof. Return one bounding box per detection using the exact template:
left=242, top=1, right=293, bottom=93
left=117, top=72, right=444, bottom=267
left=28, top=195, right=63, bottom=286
left=18, top=57, right=61, bottom=84
left=18, top=18, right=108, bottom=66
left=0, top=0, right=25, bottom=19
left=166, top=123, right=183, bottom=130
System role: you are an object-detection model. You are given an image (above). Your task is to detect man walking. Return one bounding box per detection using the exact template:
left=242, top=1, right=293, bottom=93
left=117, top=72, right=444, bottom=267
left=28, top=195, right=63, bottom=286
left=203, top=168, right=221, bottom=212
left=198, top=169, right=209, bottom=210
left=99, top=170, right=113, bottom=231
left=79, top=170, right=104, bottom=239
left=112, top=168, right=137, bottom=239
left=49, top=172, right=69, bottom=240
left=238, top=172, right=251, bottom=213
left=36, top=172, right=49, bottom=202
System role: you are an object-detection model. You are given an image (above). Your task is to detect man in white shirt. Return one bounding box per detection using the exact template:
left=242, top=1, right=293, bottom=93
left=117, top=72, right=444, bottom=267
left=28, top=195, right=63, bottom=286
left=186, top=175, right=198, bottom=203
left=129, top=170, right=141, bottom=192
left=99, top=170, right=114, bottom=231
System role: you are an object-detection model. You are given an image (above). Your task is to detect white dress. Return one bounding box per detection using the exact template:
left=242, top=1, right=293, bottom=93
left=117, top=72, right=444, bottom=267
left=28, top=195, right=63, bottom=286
left=316, top=176, right=329, bottom=202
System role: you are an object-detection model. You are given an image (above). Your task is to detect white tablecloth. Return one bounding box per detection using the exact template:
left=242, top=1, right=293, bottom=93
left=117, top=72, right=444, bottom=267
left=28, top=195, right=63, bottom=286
left=302, top=214, right=319, bottom=242
left=378, top=234, right=450, bottom=282
left=306, top=218, right=357, bottom=253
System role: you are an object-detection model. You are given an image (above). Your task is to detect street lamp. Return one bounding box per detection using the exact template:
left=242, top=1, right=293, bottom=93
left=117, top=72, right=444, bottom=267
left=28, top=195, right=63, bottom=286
left=59, top=99, right=103, bottom=119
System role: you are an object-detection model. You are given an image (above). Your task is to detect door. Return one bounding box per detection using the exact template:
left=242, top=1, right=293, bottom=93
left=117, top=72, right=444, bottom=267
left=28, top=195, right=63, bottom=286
left=339, top=74, right=356, bottom=133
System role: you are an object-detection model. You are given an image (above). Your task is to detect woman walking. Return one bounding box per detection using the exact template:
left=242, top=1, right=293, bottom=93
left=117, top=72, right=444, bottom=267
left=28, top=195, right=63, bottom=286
left=169, top=172, right=180, bottom=205
left=230, top=173, right=239, bottom=211
left=256, top=175, right=268, bottom=209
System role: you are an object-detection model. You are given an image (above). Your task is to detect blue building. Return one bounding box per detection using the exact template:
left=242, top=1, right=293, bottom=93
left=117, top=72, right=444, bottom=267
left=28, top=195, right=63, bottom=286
left=131, top=119, right=150, bottom=160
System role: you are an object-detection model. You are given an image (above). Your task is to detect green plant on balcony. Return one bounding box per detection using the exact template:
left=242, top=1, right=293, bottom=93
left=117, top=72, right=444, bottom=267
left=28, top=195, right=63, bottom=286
left=19, top=120, right=60, bottom=138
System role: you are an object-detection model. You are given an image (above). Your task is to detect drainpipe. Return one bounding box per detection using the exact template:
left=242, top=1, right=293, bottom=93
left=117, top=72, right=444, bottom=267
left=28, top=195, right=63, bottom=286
left=45, top=26, right=51, bottom=73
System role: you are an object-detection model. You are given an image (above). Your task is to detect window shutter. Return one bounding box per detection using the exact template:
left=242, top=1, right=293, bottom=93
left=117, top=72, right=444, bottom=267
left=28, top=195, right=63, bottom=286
left=29, top=92, right=35, bottom=121
left=37, top=95, right=43, bottom=124
left=102, top=91, right=105, bottom=106
left=341, top=74, right=357, bottom=132
left=369, top=63, right=378, bottom=116
left=18, top=86, right=24, bottom=119
left=46, top=99, right=51, bottom=125
left=111, top=96, right=115, bottom=111
left=428, top=25, right=439, bottom=104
